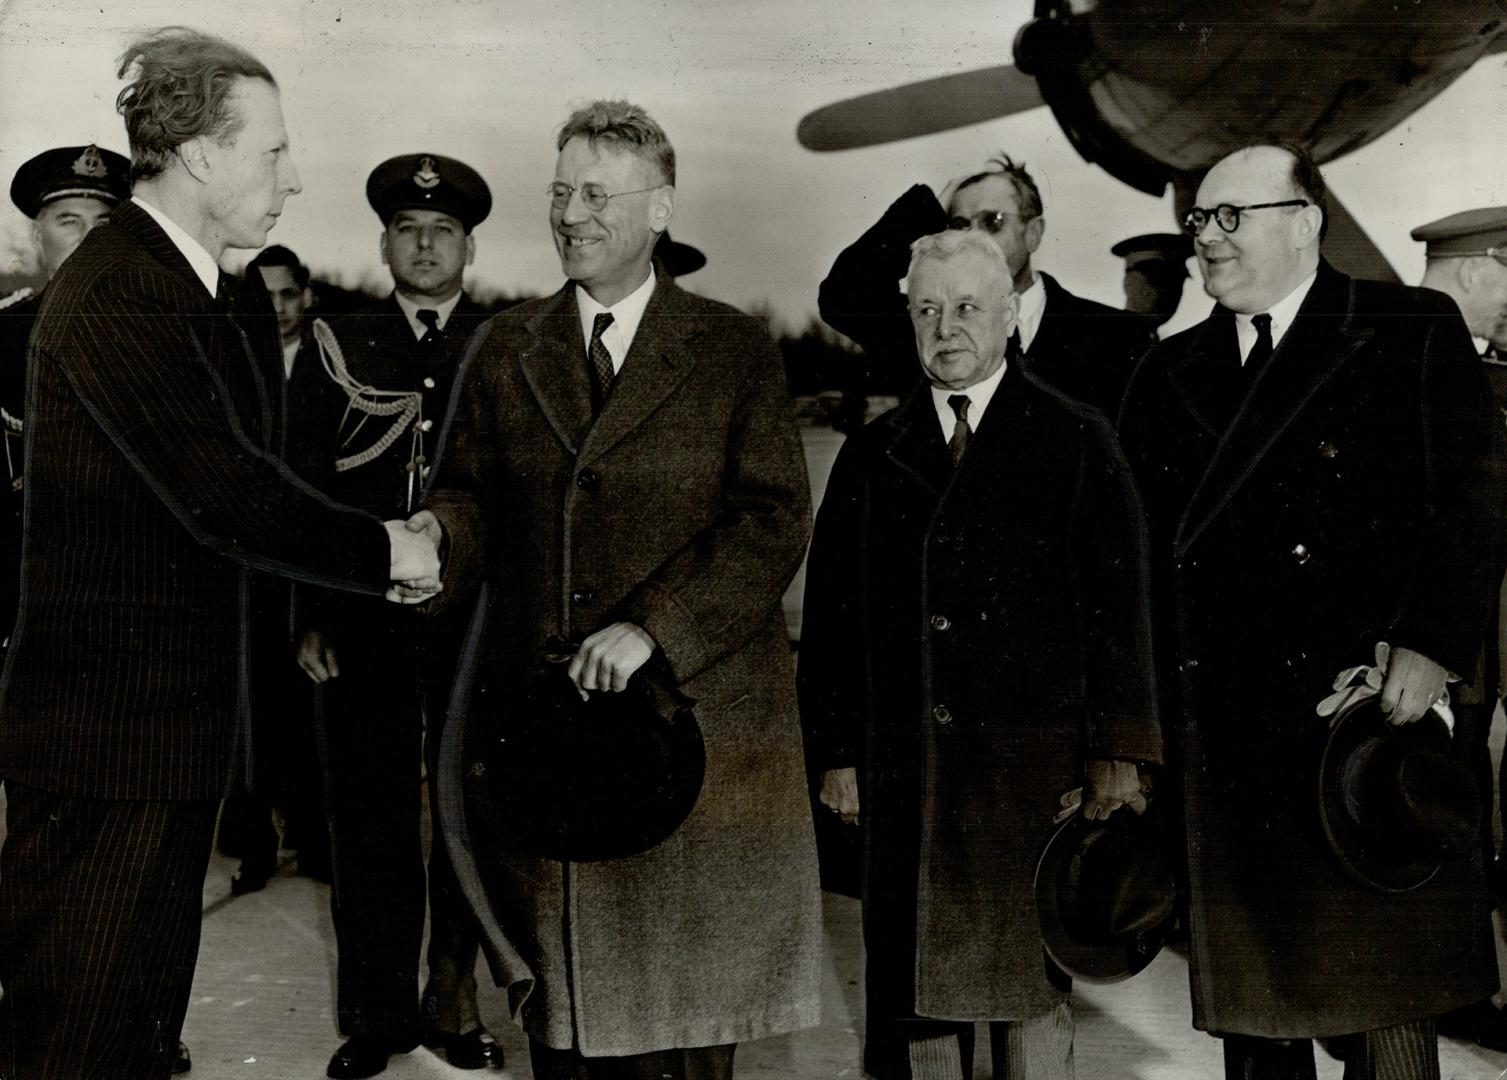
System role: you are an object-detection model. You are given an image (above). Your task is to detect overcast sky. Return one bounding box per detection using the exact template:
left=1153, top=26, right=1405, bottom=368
left=1, top=0, right=1504, bottom=333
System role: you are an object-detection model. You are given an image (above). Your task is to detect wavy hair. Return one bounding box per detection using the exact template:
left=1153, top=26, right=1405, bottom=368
left=556, top=100, right=676, bottom=186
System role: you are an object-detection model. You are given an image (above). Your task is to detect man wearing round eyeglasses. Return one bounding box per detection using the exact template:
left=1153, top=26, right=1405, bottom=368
left=413, top=99, right=822, bottom=1079
left=1119, top=144, right=1507, bottom=1079
left=818, top=153, right=1146, bottom=416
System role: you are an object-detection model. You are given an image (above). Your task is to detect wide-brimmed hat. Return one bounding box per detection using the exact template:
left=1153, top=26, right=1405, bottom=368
left=654, top=232, right=706, bottom=278
left=1035, top=806, right=1175, bottom=982
left=1317, top=694, right=1480, bottom=893
left=483, top=667, right=704, bottom=862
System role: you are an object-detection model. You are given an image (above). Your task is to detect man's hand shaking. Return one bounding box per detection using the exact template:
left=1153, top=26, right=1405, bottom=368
left=384, top=512, right=443, bottom=604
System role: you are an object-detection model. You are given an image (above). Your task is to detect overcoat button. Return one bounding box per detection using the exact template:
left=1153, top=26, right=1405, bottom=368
left=423, top=377, right=436, bottom=389
left=419, top=419, right=434, bottom=432
left=932, top=704, right=952, bottom=724
left=1180, top=658, right=1199, bottom=672
left=1318, top=440, right=1338, bottom=458
left=1292, top=543, right=1311, bottom=564
left=571, top=588, right=594, bottom=604
left=929, top=614, right=951, bottom=631
left=576, top=469, right=599, bottom=491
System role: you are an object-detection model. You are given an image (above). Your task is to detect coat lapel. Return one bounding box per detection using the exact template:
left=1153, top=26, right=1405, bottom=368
left=577, top=276, right=701, bottom=467
left=1175, top=262, right=1373, bottom=554
left=519, top=285, right=595, bottom=455
left=881, top=385, right=953, bottom=499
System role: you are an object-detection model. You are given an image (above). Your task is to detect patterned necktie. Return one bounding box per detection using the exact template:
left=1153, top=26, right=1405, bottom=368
left=416, top=308, right=441, bottom=348
left=589, top=311, right=616, bottom=412
left=1244, top=312, right=1274, bottom=383
left=946, top=393, right=971, bottom=467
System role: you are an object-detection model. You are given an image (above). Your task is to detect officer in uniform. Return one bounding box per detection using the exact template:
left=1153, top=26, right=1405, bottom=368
left=1110, top=232, right=1192, bottom=345
left=296, top=153, right=499, bottom=1079
left=0, top=145, right=131, bottom=655
left=1412, top=207, right=1507, bottom=1053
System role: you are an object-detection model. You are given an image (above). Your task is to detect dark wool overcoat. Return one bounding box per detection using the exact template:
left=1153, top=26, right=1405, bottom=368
left=799, top=364, right=1161, bottom=1023
left=1117, top=260, right=1507, bottom=1039
left=425, top=274, right=823, bottom=1057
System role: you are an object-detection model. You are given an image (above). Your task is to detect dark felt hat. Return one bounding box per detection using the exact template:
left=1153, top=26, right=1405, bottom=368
left=483, top=666, right=705, bottom=862
left=654, top=232, right=706, bottom=278
left=366, top=153, right=492, bottom=232
left=1317, top=695, right=1480, bottom=893
left=1111, top=232, right=1192, bottom=274
left=1035, top=806, right=1175, bottom=982
left=10, top=145, right=131, bottom=219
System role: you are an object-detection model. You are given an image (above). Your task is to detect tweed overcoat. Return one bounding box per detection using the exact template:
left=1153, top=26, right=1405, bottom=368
left=1117, top=260, right=1507, bottom=1038
left=799, top=365, right=1160, bottom=1023
left=425, top=274, right=823, bottom=1057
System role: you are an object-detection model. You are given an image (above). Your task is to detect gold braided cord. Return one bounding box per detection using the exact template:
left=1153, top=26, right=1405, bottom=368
left=311, top=318, right=423, bottom=473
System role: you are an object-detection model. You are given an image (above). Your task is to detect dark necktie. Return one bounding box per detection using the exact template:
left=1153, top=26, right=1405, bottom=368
left=1244, top=312, right=1274, bottom=383
left=946, top=393, right=971, bottom=467
left=1007, top=328, right=1023, bottom=362
left=589, top=312, right=616, bottom=412
left=215, top=271, right=237, bottom=315
left=416, top=308, right=442, bottom=348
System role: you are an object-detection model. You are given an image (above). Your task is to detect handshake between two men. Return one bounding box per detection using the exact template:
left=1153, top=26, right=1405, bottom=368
left=383, top=510, right=446, bottom=605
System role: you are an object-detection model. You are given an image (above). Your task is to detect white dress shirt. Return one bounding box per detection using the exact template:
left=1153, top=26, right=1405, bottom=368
left=1015, top=274, right=1047, bottom=353
left=930, top=357, right=1010, bottom=443
left=576, top=272, right=656, bottom=374
left=394, top=290, right=463, bottom=340
left=1234, top=269, right=1318, bottom=364
left=131, top=195, right=220, bottom=297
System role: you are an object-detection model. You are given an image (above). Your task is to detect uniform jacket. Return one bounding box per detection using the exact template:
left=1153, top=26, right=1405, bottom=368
left=799, top=364, right=1160, bottom=1021
left=0, top=200, right=392, bottom=800
left=1117, top=259, right=1507, bottom=1038
left=426, top=273, right=824, bottom=1057
left=817, top=183, right=1147, bottom=415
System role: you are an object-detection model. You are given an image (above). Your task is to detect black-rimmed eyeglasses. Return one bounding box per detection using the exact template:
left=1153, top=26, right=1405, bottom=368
left=1182, top=200, right=1309, bottom=236
left=946, top=210, right=1033, bottom=235
left=547, top=181, right=661, bottom=212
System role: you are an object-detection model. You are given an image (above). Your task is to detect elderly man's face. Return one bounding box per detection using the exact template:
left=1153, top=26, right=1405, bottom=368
left=32, top=195, right=113, bottom=277
left=1192, top=148, right=1314, bottom=314
left=947, top=175, right=1041, bottom=285
left=1467, top=256, right=1507, bottom=342
left=909, top=249, right=1020, bottom=391
left=550, top=136, right=671, bottom=307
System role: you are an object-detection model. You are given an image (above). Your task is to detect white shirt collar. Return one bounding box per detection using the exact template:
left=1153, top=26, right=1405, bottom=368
left=394, top=290, right=464, bottom=340
left=131, top=195, right=220, bottom=297
left=931, top=357, right=1010, bottom=443
left=575, top=271, right=656, bottom=375
left=282, top=339, right=301, bottom=380
left=1233, top=268, right=1318, bottom=364
left=1015, top=274, right=1047, bottom=353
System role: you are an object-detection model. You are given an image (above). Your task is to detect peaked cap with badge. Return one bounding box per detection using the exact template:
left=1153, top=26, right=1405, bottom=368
left=1410, top=206, right=1507, bottom=259
left=365, top=152, right=492, bottom=233
left=10, top=144, right=131, bottom=219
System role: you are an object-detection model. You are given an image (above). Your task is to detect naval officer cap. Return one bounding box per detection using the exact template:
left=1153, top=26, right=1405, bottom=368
left=366, top=153, right=492, bottom=233
left=10, top=144, right=131, bottom=220
left=1410, top=207, right=1507, bottom=259
left=1111, top=232, right=1192, bottom=274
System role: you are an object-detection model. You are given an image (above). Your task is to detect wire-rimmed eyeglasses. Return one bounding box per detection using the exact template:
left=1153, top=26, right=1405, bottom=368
left=946, top=209, right=1034, bottom=235
left=547, top=181, right=661, bottom=212
left=1182, top=200, right=1309, bottom=236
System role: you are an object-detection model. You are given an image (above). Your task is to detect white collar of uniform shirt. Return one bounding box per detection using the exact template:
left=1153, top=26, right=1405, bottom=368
left=1233, top=268, right=1317, bottom=364
left=930, top=355, right=1011, bottom=443
left=1015, top=273, right=1047, bottom=354
left=131, top=195, right=220, bottom=297
left=395, top=289, right=463, bottom=341
left=575, top=271, right=656, bottom=375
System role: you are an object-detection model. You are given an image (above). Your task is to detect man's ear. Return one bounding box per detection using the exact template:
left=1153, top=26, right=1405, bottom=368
left=465, top=233, right=476, bottom=267
left=1024, top=215, right=1045, bottom=254
left=1004, top=290, right=1022, bottom=332
left=650, top=185, right=675, bottom=233
left=379, top=229, right=391, bottom=268
left=178, top=137, right=211, bottom=183
left=1293, top=204, right=1323, bottom=249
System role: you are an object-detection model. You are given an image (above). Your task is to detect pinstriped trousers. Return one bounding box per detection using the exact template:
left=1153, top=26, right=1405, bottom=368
left=0, top=781, right=218, bottom=1080
left=866, top=1002, right=1075, bottom=1080
left=1221, top=1021, right=1439, bottom=1080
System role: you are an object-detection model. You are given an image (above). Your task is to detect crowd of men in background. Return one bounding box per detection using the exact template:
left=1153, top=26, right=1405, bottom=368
left=2, top=20, right=1507, bottom=1080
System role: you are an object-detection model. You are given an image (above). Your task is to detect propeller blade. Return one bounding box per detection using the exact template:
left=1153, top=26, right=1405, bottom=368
left=1321, top=192, right=1400, bottom=285
left=797, top=65, right=1046, bottom=152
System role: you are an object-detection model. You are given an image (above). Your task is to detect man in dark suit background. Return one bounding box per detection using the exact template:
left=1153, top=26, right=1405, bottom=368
left=818, top=153, right=1146, bottom=415
left=0, top=28, right=441, bottom=1079
left=800, top=227, right=1159, bottom=1080
left=294, top=154, right=498, bottom=1079
left=1118, top=144, right=1507, bottom=1080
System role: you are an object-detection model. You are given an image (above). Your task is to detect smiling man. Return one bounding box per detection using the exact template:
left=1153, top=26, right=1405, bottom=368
left=1118, top=144, right=1507, bottom=1079
left=0, top=27, right=442, bottom=1080
left=292, top=153, right=498, bottom=1079
left=418, top=99, right=822, bottom=1079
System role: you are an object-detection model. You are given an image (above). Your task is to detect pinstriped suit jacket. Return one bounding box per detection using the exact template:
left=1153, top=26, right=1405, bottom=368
left=0, top=201, right=392, bottom=800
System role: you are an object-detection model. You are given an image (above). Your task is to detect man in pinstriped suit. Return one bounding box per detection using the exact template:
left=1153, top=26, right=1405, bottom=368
left=0, top=28, right=442, bottom=1080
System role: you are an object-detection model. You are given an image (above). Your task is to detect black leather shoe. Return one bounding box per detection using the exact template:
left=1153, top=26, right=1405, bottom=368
left=326, top=1035, right=420, bottom=1079
left=173, top=1040, right=192, bottom=1074
left=1439, top=999, right=1507, bottom=1053
left=423, top=1028, right=504, bottom=1069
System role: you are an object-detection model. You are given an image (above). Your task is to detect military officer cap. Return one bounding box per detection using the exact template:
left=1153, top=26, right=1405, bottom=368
left=10, top=144, right=131, bottom=219
left=1111, top=232, right=1192, bottom=275
left=1410, top=207, right=1507, bottom=258
left=366, top=153, right=492, bottom=233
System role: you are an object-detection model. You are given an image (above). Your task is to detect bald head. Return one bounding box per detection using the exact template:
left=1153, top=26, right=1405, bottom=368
left=1191, top=145, right=1325, bottom=314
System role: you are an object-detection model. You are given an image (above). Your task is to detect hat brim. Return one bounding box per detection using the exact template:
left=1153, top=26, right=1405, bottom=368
left=1034, top=810, right=1171, bottom=983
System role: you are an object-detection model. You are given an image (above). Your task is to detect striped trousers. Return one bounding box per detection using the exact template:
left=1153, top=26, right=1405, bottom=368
left=866, top=1002, right=1075, bottom=1080
left=1221, top=1021, right=1439, bottom=1080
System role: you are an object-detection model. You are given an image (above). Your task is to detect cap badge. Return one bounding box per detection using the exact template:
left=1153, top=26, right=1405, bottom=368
left=72, top=145, right=108, bottom=179
left=413, top=156, right=441, bottom=189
